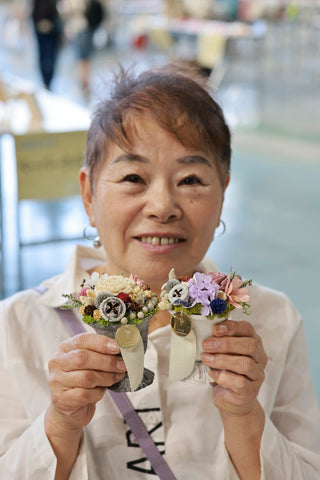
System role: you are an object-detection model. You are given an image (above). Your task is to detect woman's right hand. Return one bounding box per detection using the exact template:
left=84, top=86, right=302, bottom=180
left=46, top=332, right=126, bottom=432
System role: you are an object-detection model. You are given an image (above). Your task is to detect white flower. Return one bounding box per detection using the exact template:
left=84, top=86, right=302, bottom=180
left=169, top=268, right=177, bottom=280
left=160, top=288, right=168, bottom=298
left=94, top=275, right=136, bottom=295
left=91, top=271, right=100, bottom=282
left=158, top=298, right=172, bottom=310
left=80, top=296, right=94, bottom=306
left=133, top=291, right=148, bottom=305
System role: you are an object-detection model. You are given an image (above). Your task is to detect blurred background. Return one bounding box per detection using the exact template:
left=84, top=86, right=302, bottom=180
left=0, top=0, right=319, bottom=400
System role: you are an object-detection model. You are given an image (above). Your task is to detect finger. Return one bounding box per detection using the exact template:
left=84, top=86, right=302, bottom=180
left=49, top=349, right=127, bottom=374
left=213, top=320, right=255, bottom=338
left=201, top=353, right=265, bottom=382
left=202, top=335, right=265, bottom=364
left=51, top=386, right=107, bottom=411
left=213, top=321, right=268, bottom=367
left=51, top=368, right=126, bottom=389
left=210, top=369, right=262, bottom=400
left=210, top=383, right=257, bottom=414
left=60, top=333, right=120, bottom=355
left=49, top=370, right=125, bottom=390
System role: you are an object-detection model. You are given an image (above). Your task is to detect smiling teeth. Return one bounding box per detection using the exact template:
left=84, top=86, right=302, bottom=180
left=140, top=236, right=180, bottom=245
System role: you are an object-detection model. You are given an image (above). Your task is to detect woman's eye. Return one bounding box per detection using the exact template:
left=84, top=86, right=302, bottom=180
left=179, top=175, right=203, bottom=186
left=122, top=174, right=144, bottom=184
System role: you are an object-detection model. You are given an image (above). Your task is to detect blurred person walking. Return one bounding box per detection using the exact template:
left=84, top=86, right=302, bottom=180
left=60, top=0, right=105, bottom=94
left=31, top=0, right=62, bottom=90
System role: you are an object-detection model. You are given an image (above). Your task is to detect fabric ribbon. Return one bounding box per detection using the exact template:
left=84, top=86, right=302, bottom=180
left=169, top=314, right=227, bottom=382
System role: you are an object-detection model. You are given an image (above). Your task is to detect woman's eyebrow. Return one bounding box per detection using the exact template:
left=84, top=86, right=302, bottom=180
left=111, top=153, right=212, bottom=167
left=111, top=153, right=148, bottom=165
left=177, top=155, right=212, bottom=167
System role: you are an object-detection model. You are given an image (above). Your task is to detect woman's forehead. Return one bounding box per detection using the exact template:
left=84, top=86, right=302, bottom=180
left=118, top=112, right=210, bottom=155
left=105, top=127, right=213, bottom=166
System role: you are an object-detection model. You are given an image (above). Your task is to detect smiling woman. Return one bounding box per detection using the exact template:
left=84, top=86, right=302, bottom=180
left=0, top=64, right=319, bottom=480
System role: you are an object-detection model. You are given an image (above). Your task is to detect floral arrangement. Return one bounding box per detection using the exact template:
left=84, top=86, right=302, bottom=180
left=61, top=272, right=159, bottom=327
left=159, top=268, right=252, bottom=319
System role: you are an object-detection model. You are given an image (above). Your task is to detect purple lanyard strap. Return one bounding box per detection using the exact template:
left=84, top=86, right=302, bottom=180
left=34, top=287, right=176, bottom=479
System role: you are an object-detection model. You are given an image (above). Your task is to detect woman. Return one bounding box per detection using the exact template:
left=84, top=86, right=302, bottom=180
left=60, top=0, right=105, bottom=93
left=0, top=65, right=319, bottom=479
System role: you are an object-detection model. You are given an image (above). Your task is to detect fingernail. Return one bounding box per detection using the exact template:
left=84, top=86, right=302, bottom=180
left=214, top=324, right=227, bottom=334
left=203, top=338, right=219, bottom=350
left=201, top=353, right=213, bottom=364
left=107, top=341, right=120, bottom=353
left=117, top=359, right=126, bottom=371
left=210, top=369, right=219, bottom=381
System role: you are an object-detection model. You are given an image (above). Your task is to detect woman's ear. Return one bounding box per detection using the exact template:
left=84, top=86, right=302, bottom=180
left=216, top=172, right=230, bottom=227
left=224, top=172, right=230, bottom=191
left=79, top=167, right=96, bottom=227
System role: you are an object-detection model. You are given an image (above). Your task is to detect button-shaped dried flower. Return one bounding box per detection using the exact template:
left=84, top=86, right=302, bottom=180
left=94, top=291, right=113, bottom=308
left=99, top=297, right=126, bottom=322
left=168, top=283, right=189, bottom=304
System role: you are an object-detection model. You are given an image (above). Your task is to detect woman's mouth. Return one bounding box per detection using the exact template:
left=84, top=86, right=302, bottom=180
left=137, top=236, right=183, bottom=245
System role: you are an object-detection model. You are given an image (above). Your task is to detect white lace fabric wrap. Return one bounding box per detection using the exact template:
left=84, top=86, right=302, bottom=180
left=119, top=335, right=144, bottom=392
left=169, top=314, right=227, bottom=383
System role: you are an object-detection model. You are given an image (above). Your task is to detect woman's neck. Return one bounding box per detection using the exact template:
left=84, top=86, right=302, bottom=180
left=148, top=309, right=170, bottom=333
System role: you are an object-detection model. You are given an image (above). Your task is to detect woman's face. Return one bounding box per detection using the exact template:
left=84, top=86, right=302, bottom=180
left=80, top=117, right=229, bottom=291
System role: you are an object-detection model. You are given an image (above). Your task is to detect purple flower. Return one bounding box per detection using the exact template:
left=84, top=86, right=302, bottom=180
left=200, top=305, right=211, bottom=316
left=188, top=273, right=218, bottom=309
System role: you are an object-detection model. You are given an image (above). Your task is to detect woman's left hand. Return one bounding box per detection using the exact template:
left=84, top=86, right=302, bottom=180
left=201, top=320, right=268, bottom=417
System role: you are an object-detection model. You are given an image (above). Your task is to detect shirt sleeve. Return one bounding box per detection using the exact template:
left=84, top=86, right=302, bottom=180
left=0, top=361, right=56, bottom=478
left=259, top=316, right=320, bottom=479
left=260, top=415, right=320, bottom=479
left=0, top=366, right=88, bottom=479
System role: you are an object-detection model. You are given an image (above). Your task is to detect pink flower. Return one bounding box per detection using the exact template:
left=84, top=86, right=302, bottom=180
left=78, top=285, right=90, bottom=299
left=209, top=272, right=229, bottom=289
left=129, top=273, right=145, bottom=287
left=224, top=276, right=249, bottom=308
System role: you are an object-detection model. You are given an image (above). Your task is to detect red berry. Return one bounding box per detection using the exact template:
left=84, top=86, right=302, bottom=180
left=117, top=292, right=131, bottom=303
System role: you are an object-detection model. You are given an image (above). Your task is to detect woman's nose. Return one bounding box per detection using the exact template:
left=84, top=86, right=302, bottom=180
left=143, top=184, right=182, bottom=223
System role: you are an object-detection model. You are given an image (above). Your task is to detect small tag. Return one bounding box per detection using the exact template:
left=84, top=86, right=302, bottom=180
left=171, top=311, right=192, bottom=337
left=115, top=324, right=141, bottom=350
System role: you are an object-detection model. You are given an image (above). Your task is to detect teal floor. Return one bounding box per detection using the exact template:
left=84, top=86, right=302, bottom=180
left=0, top=11, right=319, bottom=402
left=209, top=131, right=320, bottom=402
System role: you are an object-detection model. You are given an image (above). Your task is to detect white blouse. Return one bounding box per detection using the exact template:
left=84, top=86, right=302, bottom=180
left=0, top=245, right=319, bottom=479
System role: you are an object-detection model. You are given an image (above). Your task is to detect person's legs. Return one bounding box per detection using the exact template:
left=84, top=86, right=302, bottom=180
left=79, top=58, right=90, bottom=90
left=75, top=29, right=94, bottom=91
left=36, top=31, right=59, bottom=89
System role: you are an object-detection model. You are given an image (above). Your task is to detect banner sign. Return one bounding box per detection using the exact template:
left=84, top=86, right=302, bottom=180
left=14, top=130, right=87, bottom=200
